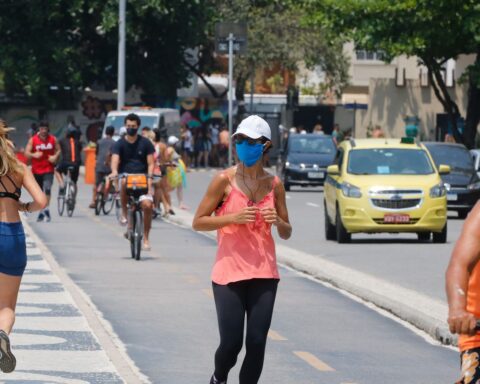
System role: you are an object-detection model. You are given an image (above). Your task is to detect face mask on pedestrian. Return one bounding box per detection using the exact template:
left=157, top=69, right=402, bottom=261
left=126, top=128, right=137, bottom=137
left=235, top=140, right=265, bottom=167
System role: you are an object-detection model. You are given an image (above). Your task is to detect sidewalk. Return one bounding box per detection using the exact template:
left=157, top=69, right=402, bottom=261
left=3, top=220, right=147, bottom=383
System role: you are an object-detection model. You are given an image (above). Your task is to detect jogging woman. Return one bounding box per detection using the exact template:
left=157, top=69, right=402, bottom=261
left=0, top=120, right=47, bottom=373
left=193, top=115, right=292, bottom=384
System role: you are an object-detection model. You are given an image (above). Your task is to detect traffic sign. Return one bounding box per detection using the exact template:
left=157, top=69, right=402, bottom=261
left=215, top=22, right=247, bottom=54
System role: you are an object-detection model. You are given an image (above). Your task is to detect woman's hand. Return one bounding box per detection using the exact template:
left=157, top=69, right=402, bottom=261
left=232, top=206, right=258, bottom=224
left=260, top=207, right=279, bottom=225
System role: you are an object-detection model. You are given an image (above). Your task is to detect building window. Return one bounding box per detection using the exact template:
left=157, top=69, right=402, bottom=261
left=355, top=50, right=385, bottom=61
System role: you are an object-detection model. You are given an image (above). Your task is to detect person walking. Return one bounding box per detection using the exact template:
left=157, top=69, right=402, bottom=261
left=446, top=201, right=480, bottom=383
left=193, top=115, right=292, bottom=384
left=24, top=121, right=60, bottom=222
left=0, top=119, right=47, bottom=373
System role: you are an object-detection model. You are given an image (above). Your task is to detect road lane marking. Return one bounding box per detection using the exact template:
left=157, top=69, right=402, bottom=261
left=267, top=330, right=287, bottom=341
left=306, top=202, right=320, bottom=208
left=202, top=288, right=214, bottom=298
left=293, top=351, right=335, bottom=372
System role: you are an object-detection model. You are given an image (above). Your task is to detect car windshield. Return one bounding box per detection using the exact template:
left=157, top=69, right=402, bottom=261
left=348, top=148, right=434, bottom=175
left=104, top=115, right=158, bottom=135
left=289, top=136, right=336, bottom=154
left=426, top=145, right=474, bottom=174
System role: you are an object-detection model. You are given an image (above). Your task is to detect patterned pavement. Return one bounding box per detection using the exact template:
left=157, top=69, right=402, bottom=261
left=1, top=229, right=124, bottom=383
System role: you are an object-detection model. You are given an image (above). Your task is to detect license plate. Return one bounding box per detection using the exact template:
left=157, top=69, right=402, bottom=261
left=447, top=193, right=458, bottom=201
left=384, top=214, right=410, bottom=224
left=308, top=172, right=324, bottom=179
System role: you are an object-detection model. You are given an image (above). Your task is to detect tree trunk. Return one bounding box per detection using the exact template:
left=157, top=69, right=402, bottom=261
left=464, top=52, right=480, bottom=149
left=235, top=72, right=248, bottom=123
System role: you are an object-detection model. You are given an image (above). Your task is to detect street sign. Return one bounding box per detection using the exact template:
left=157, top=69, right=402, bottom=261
left=215, top=22, right=247, bottom=54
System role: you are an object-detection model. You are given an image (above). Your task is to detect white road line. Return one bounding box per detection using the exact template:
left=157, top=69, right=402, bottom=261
left=306, top=202, right=320, bottom=208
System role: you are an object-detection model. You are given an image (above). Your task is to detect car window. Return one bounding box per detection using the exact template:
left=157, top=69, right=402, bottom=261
left=426, top=145, right=474, bottom=173
left=347, top=149, right=434, bottom=175
left=289, top=137, right=335, bottom=154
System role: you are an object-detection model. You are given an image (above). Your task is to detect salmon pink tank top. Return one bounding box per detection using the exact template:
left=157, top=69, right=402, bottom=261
left=460, top=261, right=480, bottom=351
left=212, top=173, right=281, bottom=285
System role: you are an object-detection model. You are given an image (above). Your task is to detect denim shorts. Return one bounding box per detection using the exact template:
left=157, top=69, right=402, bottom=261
left=0, top=222, right=27, bottom=276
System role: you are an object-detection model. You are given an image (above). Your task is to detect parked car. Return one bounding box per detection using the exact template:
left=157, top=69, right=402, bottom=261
left=276, top=133, right=336, bottom=191
left=324, top=138, right=449, bottom=243
left=470, top=149, right=480, bottom=179
left=424, top=142, right=480, bottom=218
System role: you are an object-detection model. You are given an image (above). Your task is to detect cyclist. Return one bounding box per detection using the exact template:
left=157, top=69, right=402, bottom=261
left=89, top=125, right=114, bottom=209
left=55, top=125, right=82, bottom=198
left=110, top=113, right=155, bottom=251
left=446, top=201, right=480, bottom=383
left=24, top=120, right=60, bottom=222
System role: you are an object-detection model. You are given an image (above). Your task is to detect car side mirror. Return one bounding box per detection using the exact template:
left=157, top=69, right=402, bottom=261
left=438, top=164, right=450, bottom=175
left=327, top=164, right=340, bottom=176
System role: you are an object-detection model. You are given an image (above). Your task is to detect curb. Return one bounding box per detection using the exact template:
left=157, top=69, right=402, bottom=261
left=166, top=209, right=457, bottom=347
left=22, top=219, right=151, bottom=383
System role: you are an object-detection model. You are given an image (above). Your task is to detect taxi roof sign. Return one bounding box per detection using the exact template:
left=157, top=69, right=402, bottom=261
left=401, top=137, right=415, bottom=144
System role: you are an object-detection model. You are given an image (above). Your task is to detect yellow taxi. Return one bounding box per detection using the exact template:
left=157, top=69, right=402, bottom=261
left=324, top=138, right=450, bottom=243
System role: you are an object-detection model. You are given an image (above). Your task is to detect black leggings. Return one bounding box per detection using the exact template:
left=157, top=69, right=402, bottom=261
left=212, top=278, right=279, bottom=384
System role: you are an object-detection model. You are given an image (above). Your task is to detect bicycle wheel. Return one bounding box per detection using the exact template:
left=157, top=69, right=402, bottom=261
left=129, top=209, right=136, bottom=259
left=134, top=210, right=143, bottom=261
left=66, top=183, right=76, bottom=217
left=115, top=196, right=122, bottom=223
left=57, top=189, right=65, bottom=216
left=94, top=193, right=103, bottom=216
left=103, top=190, right=116, bottom=215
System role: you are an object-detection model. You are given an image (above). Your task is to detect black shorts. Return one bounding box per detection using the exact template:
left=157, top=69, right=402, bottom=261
left=33, top=172, right=54, bottom=196
left=95, top=171, right=109, bottom=187
left=456, top=347, right=480, bottom=383
left=56, top=163, right=79, bottom=183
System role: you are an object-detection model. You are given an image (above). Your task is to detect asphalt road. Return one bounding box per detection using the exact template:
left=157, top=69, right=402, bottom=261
left=182, top=168, right=465, bottom=302
left=25, top=176, right=461, bottom=384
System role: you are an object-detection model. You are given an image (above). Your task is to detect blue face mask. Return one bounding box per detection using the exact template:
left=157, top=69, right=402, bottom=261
left=236, top=141, right=264, bottom=167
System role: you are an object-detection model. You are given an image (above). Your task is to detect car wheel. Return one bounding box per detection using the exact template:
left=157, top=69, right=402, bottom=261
left=324, top=202, right=336, bottom=241
left=458, top=209, right=469, bottom=219
left=417, top=232, right=431, bottom=242
left=336, top=208, right=351, bottom=243
left=432, top=223, right=447, bottom=244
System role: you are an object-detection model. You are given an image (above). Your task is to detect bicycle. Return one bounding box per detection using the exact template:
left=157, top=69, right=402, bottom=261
left=94, top=176, right=118, bottom=216
left=57, top=166, right=77, bottom=217
left=110, top=174, right=149, bottom=260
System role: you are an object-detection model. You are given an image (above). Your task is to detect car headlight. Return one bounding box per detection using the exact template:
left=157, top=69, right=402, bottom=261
left=430, top=183, right=446, bottom=198
left=341, top=182, right=362, bottom=198
left=468, top=181, right=480, bottom=190
left=285, top=162, right=300, bottom=170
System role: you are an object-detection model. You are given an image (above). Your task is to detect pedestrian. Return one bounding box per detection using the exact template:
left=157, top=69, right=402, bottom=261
left=192, top=115, right=292, bottom=384
left=89, top=125, right=115, bottom=209
left=313, top=123, right=324, bottom=134
left=209, top=121, right=220, bottom=167
left=166, top=136, right=188, bottom=210
left=24, top=121, right=61, bottom=222
left=0, top=119, right=47, bottom=373
left=197, top=124, right=212, bottom=168
left=446, top=201, right=480, bottom=383
left=332, top=123, right=344, bottom=146
left=218, top=125, right=229, bottom=168
left=372, top=125, right=385, bottom=138
left=180, top=124, right=193, bottom=169
left=54, top=125, right=82, bottom=199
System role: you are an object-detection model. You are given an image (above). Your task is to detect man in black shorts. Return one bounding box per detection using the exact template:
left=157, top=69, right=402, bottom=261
left=89, top=125, right=115, bottom=208
left=110, top=113, right=155, bottom=251
left=55, top=126, right=82, bottom=197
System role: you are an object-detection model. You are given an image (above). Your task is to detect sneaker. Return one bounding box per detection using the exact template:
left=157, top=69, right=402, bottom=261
left=44, top=210, right=51, bottom=222
left=36, top=212, right=45, bottom=222
left=210, top=375, right=226, bottom=384
left=0, top=330, right=16, bottom=373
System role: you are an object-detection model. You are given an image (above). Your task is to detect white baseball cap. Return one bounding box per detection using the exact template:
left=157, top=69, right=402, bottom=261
left=168, top=135, right=179, bottom=145
left=233, top=115, right=271, bottom=140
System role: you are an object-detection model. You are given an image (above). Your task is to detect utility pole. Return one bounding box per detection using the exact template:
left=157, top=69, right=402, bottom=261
left=228, top=33, right=234, bottom=167
left=117, top=0, right=126, bottom=109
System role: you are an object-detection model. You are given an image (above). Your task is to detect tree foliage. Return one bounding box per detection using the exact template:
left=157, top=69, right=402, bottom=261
left=0, top=0, right=214, bottom=105
left=307, top=0, right=480, bottom=147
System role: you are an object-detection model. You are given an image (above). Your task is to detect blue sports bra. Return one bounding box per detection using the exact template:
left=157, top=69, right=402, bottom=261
left=0, top=174, right=21, bottom=201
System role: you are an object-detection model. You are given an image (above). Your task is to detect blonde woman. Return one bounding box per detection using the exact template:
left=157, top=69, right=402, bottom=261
left=0, top=120, right=47, bottom=373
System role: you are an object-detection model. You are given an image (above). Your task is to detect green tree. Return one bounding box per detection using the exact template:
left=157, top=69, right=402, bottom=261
left=308, top=0, right=480, bottom=147
left=0, top=0, right=214, bottom=105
